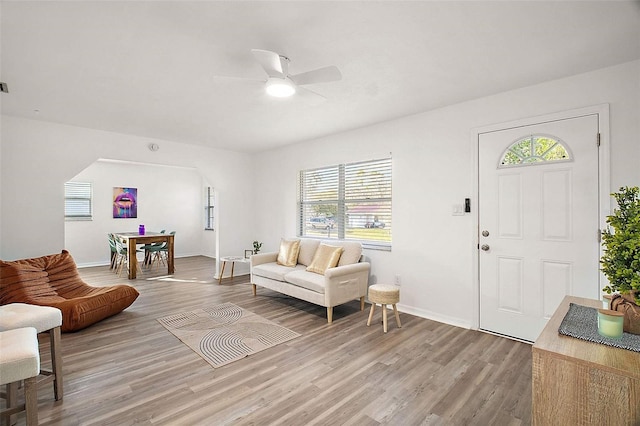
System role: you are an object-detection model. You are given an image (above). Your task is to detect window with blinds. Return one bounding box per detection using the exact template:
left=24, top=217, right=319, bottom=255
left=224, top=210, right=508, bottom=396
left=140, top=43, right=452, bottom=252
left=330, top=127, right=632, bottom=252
left=298, top=158, right=391, bottom=249
left=205, top=186, right=215, bottom=230
left=64, top=182, right=93, bottom=220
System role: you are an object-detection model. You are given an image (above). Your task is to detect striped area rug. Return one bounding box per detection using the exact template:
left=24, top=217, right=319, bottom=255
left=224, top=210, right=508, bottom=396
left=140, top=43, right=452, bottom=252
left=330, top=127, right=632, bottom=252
left=158, top=302, right=300, bottom=368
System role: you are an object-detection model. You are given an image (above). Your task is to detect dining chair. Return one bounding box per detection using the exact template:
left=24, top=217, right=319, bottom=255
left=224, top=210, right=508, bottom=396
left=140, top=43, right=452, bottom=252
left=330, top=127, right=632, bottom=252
left=147, top=231, right=175, bottom=270
left=114, top=236, right=142, bottom=277
left=108, top=233, right=118, bottom=270
left=142, top=229, right=165, bottom=267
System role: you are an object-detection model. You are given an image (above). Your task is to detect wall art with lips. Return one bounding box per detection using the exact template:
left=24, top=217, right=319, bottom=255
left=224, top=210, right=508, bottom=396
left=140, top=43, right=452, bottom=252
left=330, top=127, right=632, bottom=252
left=113, top=187, right=137, bottom=218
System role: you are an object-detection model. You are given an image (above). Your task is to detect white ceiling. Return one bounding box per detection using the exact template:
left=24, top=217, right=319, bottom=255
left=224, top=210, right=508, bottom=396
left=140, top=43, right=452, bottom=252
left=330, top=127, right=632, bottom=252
left=2, top=1, right=639, bottom=153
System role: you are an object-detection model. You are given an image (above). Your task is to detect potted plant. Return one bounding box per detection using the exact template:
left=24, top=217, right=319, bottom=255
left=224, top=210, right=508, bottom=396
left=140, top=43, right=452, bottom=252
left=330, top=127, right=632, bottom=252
left=253, top=240, right=263, bottom=255
left=601, top=186, right=640, bottom=334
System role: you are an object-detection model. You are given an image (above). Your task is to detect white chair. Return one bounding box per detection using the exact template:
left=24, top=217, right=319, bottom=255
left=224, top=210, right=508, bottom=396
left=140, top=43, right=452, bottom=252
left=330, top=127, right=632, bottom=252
left=0, top=303, right=64, bottom=401
left=108, top=233, right=118, bottom=270
left=0, top=327, right=40, bottom=426
left=114, top=236, right=142, bottom=277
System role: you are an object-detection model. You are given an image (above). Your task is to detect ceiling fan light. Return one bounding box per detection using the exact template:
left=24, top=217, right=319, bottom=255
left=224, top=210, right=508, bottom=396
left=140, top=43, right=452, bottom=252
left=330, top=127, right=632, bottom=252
left=265, top=78, right=296, bottom=97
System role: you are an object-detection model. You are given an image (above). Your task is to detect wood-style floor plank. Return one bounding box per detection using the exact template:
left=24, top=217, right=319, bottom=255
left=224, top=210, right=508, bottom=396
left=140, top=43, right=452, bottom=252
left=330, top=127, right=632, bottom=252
left=4, top=256, right=532, bottom=425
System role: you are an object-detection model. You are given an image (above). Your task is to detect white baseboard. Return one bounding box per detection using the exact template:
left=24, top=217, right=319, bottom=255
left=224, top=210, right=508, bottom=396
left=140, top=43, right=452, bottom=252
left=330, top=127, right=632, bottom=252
left=77, top=261, right=111, bottom=268
left=76, top=253, right=214, bottom=269
left=395, top=303, right=472, bottom=330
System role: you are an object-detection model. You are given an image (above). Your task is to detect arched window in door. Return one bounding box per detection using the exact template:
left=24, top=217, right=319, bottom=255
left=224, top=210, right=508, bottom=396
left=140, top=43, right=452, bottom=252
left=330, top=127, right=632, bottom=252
left=498, top=135, right=571, bottom=168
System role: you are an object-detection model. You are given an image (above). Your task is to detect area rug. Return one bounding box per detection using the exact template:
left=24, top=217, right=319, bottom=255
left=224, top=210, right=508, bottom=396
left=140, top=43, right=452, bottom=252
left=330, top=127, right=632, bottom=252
left=157, top=302, right=300, bottom=368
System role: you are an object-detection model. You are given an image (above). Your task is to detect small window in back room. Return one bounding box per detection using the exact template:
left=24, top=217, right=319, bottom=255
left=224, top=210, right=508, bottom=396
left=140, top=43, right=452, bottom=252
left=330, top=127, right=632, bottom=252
left=205, top=186, right=215, bottom=230
left=65, top=181, right=93, bottom=220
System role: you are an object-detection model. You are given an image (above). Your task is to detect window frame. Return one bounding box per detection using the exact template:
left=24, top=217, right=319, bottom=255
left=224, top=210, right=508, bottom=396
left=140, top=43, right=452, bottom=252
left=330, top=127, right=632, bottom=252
left=298, top=158, right=392, bottom=250
left=64, top=181, right=93, bottom=221
left=498, top=134, right=572, bottom=168
left=204, top=186, right=215, bottom=231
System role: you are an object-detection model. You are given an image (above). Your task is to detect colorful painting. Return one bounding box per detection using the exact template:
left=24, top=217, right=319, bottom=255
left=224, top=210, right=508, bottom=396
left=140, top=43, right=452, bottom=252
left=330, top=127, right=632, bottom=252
left=113, top=187, right=137, bottom=218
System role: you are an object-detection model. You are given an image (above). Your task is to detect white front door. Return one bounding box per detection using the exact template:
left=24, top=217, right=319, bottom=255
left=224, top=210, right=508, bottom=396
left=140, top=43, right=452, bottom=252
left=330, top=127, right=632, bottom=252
left=478, top=114, right=600, bottom=342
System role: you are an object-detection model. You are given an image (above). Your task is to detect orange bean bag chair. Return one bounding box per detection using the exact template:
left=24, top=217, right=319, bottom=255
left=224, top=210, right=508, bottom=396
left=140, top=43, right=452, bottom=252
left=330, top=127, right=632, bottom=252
left=1, top=250, right=139, bottom=332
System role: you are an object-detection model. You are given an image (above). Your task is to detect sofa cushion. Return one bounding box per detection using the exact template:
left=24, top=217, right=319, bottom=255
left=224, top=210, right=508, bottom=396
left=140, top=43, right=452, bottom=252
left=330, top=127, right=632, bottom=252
left=252, top=262, right=306, bottom=282
left=283, top=269, right=326, bottom=294
left=0, top=262, right=59, bottom=304
left=321, top=240, right=362, bottom=266
left=276, top=238, right=301, bottom=267
left=297, top=239, right=320, bottom=266
left=306, top=244, right=343, bottom=275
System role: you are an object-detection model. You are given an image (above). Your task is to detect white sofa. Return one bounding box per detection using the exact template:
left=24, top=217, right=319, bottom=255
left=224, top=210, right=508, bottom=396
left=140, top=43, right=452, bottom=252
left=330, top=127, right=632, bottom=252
left=250, top=238, right=370, bottom=323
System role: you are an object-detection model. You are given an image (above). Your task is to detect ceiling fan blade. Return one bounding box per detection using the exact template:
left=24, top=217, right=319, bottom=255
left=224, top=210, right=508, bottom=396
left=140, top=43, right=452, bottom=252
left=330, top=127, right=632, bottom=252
left=290, top=66, right=342, bottom=86
left=296, top=86, right=327, bottom=101
left=251, top=49, right=284, bottom=78
left=279, top=55, right=289, bottom=77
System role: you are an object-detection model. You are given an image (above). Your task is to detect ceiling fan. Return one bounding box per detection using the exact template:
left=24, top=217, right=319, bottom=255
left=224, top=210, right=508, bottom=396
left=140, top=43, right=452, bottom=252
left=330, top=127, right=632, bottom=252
left=219, top=49, right=342, bottom=99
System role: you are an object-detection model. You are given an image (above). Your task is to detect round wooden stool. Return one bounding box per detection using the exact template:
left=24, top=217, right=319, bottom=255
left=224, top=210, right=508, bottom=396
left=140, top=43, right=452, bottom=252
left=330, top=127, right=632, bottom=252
left=367, top=284, right=402, bottom=333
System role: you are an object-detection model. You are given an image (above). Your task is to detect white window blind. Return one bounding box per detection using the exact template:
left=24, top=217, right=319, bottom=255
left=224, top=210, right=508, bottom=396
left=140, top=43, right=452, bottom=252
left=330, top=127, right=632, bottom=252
left=298, top=158, right=391, bottom=249
left=64, top=182, right=92, bottom=220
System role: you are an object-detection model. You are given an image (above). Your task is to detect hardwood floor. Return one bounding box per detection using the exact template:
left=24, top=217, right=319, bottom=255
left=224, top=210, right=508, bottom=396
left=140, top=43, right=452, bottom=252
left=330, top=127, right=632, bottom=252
left=7, top=256, right=532, bottom=425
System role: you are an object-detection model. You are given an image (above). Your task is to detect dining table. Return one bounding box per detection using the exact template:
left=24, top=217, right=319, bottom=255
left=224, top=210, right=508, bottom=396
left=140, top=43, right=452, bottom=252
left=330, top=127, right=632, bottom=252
left=113, top=232, right=175, bottom=279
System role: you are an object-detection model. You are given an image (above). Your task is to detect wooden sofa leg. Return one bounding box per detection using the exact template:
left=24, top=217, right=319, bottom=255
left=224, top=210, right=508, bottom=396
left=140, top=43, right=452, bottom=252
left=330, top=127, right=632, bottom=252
left=252, top=284, right=256, bottom=296
left=360, top=296, right=365, bottom=311
left=327, top=307, right=333, bottom=324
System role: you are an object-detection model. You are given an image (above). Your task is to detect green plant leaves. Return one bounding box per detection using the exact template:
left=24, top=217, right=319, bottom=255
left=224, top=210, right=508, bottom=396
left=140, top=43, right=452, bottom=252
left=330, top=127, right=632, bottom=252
left=601, top=186, right=640, bottom=303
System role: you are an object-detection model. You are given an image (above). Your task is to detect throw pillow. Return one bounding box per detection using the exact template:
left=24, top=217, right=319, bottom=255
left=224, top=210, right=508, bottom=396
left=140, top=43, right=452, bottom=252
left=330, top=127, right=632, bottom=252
left=336, top=242, right=362, bottom=266
left=306, top=244, right=344, bottom=275
left=297, top=239, right=320, bottom=266
left=276, top=238, right=301, bottom=267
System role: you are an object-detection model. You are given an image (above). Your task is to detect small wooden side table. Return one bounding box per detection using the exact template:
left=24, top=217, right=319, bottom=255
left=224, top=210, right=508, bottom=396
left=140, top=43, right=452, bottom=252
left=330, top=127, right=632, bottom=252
left=218, top=256, right=249, bottom=284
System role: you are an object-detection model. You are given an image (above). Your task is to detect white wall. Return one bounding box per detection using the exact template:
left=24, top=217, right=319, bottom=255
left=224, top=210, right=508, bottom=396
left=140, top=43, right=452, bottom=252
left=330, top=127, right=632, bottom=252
left=65, top=160, right=213, bottom=266
left=252, top=60, right=640, bottom=328
left=0, top=117, right=255, bottom=277
left=1, top=61, right=638, bottom=328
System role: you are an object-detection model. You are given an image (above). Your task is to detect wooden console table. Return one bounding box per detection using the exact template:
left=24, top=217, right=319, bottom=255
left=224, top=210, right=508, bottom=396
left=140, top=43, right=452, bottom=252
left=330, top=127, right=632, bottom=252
left=532, top=295, right=640, bottom=425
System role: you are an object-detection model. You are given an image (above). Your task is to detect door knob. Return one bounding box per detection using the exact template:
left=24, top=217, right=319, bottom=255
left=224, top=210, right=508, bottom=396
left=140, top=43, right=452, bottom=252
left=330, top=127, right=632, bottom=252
left=481, top=244, right=490, bottom=251
left=482, top=230, right=489, bottom=237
